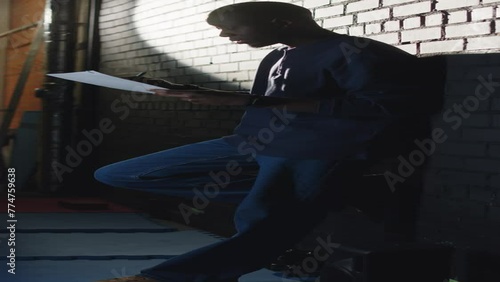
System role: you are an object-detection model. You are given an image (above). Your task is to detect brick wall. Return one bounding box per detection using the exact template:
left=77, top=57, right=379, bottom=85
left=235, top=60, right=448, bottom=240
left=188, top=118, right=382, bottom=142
left=96, top=0, right=500, bottom=257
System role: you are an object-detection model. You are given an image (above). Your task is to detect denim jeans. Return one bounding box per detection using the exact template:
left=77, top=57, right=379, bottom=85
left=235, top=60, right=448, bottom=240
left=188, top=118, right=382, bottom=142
left=94, top=138, right=373, bottom=282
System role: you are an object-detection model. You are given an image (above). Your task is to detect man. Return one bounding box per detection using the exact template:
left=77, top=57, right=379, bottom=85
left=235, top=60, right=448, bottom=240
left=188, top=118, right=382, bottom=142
left=95, top=2, right=440, bottom=281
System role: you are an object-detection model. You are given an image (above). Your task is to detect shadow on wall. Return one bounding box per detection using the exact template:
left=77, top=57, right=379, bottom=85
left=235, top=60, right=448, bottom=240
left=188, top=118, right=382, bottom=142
left=419, top=53, right=500, bottom=282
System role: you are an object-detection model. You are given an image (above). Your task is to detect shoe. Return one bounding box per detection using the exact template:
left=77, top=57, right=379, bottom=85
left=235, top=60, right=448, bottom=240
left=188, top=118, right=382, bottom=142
left=95, top=275, right=160, bottom=282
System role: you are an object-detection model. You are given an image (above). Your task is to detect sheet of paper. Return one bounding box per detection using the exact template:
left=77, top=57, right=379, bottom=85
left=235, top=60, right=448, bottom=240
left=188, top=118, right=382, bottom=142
left=47, top=70, right=167, bottom=94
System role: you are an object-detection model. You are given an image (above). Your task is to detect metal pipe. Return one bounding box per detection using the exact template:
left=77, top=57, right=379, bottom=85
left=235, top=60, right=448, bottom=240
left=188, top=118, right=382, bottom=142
left=37, top=0, right=77, bottom=193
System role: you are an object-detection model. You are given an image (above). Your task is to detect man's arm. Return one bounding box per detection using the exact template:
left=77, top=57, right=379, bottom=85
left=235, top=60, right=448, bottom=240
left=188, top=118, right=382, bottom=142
left=246, top=95, right=335, bottom=114
left=129, top=75, right=335, bottom=114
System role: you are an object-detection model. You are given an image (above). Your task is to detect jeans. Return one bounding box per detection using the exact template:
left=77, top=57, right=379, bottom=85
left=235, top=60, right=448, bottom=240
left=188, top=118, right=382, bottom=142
left=94, top=138, right=373, bottom=281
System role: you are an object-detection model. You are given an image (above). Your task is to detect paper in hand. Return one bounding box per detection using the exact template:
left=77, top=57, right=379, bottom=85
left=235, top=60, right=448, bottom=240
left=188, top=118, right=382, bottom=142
left=46, top=70, right=168, bottom=94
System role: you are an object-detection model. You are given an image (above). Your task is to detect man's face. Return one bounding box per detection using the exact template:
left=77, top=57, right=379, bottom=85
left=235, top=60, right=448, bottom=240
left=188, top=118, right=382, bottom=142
left=215, top=19, right=279, bottom=48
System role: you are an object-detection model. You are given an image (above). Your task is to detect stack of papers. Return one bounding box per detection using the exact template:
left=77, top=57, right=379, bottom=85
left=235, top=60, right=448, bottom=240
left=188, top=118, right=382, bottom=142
left=47, top=71, right=168, bottom=93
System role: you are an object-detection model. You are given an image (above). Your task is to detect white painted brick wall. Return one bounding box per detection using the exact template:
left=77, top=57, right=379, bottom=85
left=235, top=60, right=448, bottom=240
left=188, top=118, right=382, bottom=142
left=366, top=32, right=399, bottom=44
left=346, top=0, right=379, bottom=13
left=426, top=14, right=443, bottom=26
left=384, top=20, right=401, bottom=32
left=401, top=27, right=442, bottom=42
left=315, top=5, right=343, bottom=18
left=323, top=15, right=354, bottom=28
left=436, top=0, right=481, bottom=10
left=357, top=8, right=390, bottom=23
left=396, top=44, right=417, bottom=55
left=403, top=17, right=422, bottom=29
left=448, top=11, right=468, bottom=24
left=420, top=40, right=464, bottom=54
left=446, top=22, right=492, bottom=38
left=383, top=0, right=417, bottom=6
left=472, top=7, right=494, bottom=21
left=393, top=2, right=432, bottom=17
left=349, top=26, right=364, bottom=36
left=365, top=23, right=382, bottom=34
left=303, top=0, right=330, bottom=8
left=333, top=27, right=349, bottom=34
left=467, top=36, right=500, bottom=51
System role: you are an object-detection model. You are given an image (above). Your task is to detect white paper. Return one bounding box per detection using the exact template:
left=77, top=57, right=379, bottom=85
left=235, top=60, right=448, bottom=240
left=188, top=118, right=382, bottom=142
left=47, top=70, right=168, bottom=94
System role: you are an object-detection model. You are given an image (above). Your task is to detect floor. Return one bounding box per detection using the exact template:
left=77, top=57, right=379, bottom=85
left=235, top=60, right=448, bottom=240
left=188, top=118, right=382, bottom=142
left=0, top=197, right=318, bottom=282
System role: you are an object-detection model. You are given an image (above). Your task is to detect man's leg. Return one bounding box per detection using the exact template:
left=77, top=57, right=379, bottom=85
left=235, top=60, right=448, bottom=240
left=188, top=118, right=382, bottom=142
left=138, top=155, right=373, bottom=282
left=94, top=138, right=259, bottom=194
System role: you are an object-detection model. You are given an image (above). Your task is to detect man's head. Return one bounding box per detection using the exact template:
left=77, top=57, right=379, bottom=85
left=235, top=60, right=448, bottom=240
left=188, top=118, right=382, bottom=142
left=207, top=2, right=316, bottom=47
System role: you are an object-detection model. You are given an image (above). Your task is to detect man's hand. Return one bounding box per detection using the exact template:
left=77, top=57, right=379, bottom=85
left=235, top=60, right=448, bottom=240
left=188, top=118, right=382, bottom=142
left=149, top=89, right=251, bottom=106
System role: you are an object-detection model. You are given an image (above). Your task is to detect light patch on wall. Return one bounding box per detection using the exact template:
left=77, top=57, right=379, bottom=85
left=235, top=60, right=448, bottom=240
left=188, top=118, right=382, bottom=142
left=132, top=0, right=234, bottom=79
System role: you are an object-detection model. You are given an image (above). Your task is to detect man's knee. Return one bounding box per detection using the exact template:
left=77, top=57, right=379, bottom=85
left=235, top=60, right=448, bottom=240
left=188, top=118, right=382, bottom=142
left=94, top=165, right=118, bottom=186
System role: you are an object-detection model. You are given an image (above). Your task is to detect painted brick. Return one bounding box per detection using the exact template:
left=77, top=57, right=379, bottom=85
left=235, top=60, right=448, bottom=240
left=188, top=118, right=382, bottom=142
left=333, top=27, right=349, bottom=34
left=393, top=2, right=432, bottom=17
left=240, top=81, right=253, bottom=90
left=437, top=170, right=488, bottom=187
left=436, top=0, right=481, bottom=10
left=239, top=61, right=260, bottom=70
left=250, top=49, right=273, bottom=60
left=437, top=142, right=486, bottom=157
left=303, top=0, right=330, bottom=8
left=219, top=63, right=238, bottom=72
left=463, top=128, right=500, bottom=142
left=196, top=2, right=216, bottom=13
left=349, top=26, right=365, bottom=36
left=193, top=57, right=211, bottom=65
left=462, top=114, right=491, bottom=127
left=384, top=20, right=401, bottom=32
left=465, top=158, right=500, bottom=173
left=383, top=0, right=417, bottom=6
left=401, top=27, right=442, bottom=42
left=365, top=23, right=382, bottom=34
left=446, top=22, right=492, bottom=38
left=448, top=11, right=468, bottom=24
left=426, top=13, right=444, bottom=26
left=346, top=0, right=379, bottom=13
left=488, top=145, right=500, bottom=158
left=428, top=156, right=465, bottom=170
left=357, top=8, right=390, bottom=23
left=323, top=15, right=354, bottom=28
left=366, top=32, right=400, bottom=44
left=490, top=207, right=500, bottom=223
left=403, top=17, right=422, bottom=29
left=397, top=44, right=418, bottom=54
left=227, top=71, right=250, bottom=82
left=200, top=64, right=219, bottom=73
left=315, top=5, right=344, bottom=18
left=420, top=40, right=464, bottom=54
left=493, top=98, right=500, bottom=111
left=211, top=54, right=230, bottom=64
left=472, top=7, right=494, bottom=21
left=230, top=52, right=251, bottom=62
